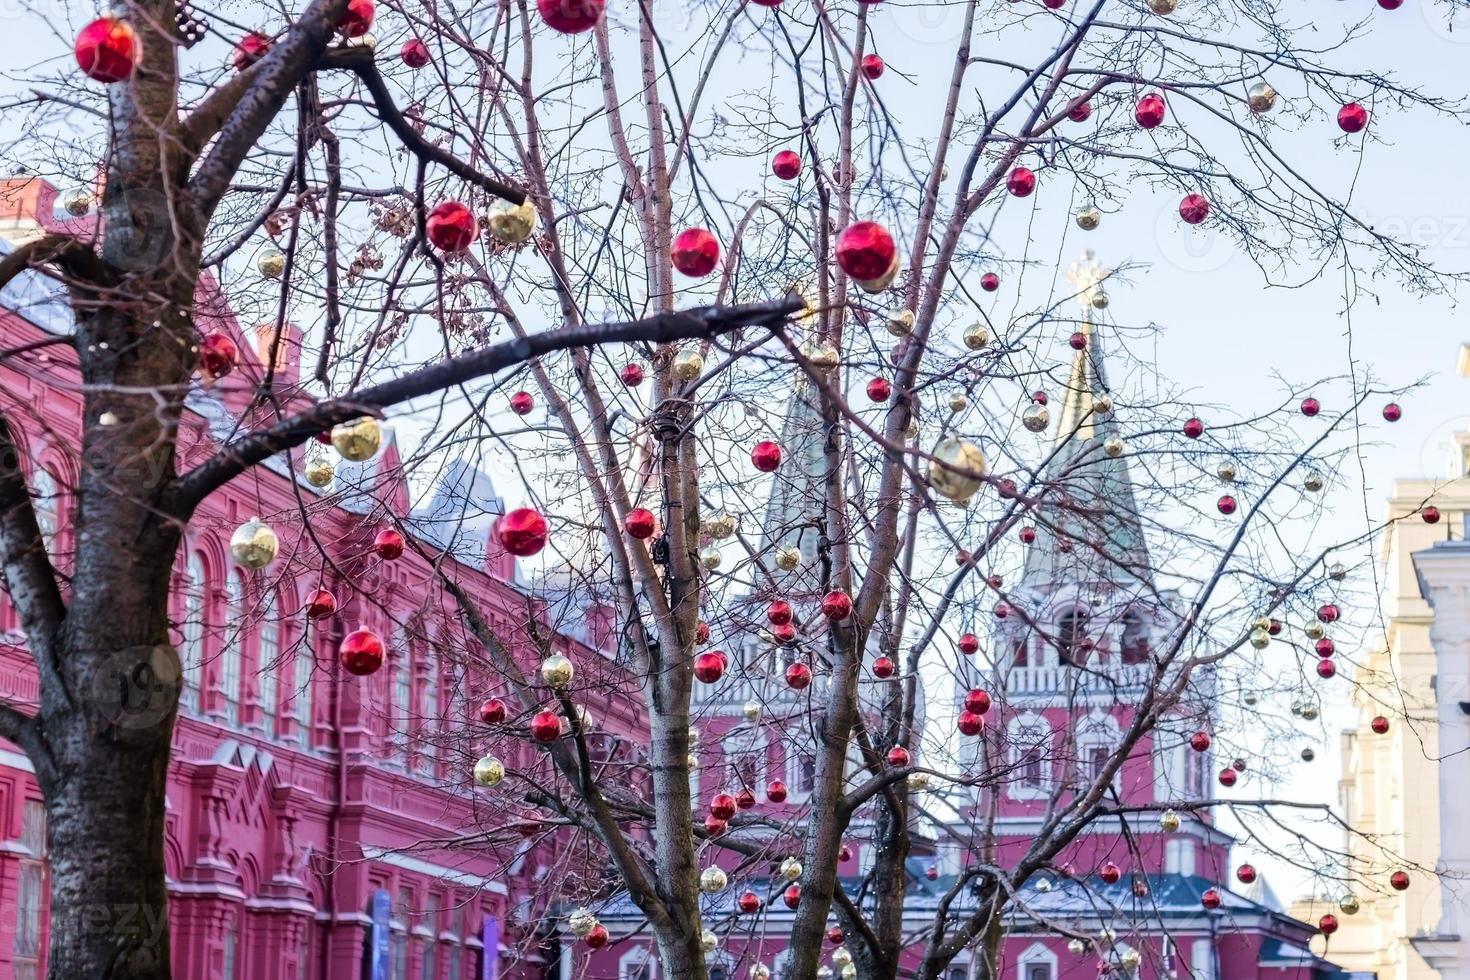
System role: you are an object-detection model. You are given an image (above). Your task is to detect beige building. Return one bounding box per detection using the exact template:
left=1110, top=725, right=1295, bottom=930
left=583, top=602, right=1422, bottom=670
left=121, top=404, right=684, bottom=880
left=1291, top=353, right=1470, bottom=980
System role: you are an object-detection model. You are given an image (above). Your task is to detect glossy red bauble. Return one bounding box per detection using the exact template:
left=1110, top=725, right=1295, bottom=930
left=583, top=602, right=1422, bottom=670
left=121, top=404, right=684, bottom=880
left=1383, top=402, right=1402, bottom=422
left=1301, top=396, right=1321, bottom=417
left=1218, top=767, right=1238, bottom=787
left=1068, top=100, right=1092, bottom=122
left=340, top=628, right=386, bottom=676
left=872, top=656, right=896, bottom=679
left=75, top=16, right=139, bottom=84
left=584, top=924, right=609, bottom=949
left=827, top=927, right=845, bottom=945
left=671, top=227, right=720, bottom=278
left=1337, top=102, right=1369, bottom=134
left=199, top=331, right=239, bottom=379
left=620, top=362, right=645, bottom=386
left=304, top=588, right=338, bottom=620
left=696, top=620, right=711, bottom=644
left=1371, top=715, right=1390, bottom=734
left=337, top=0, right=375, bottom=37
left=959, top=632, right=981, bottom=655
left=1236, top=863, right=1257, bottom=884
left=772, top=150, right=802, bottom=181
left=887, top=745, right=911, bottom=767
left=957, top=710, right=984, bottom=736
left=537, top=0, right=606, bottom=33
left=232, top=32, right=272, bottom=71
left=530, top=709, right=562, bottom=742
left=981, top=272, right=1001, bottom=292
left=1100, top=862, right=1122, bottom=884
left=736, top=787, right=757, bottom=810
left=738, top=891, right=762, bottom=913
left=1318, top=603, right=1340, bottom=623
left=785, top=662, right=813, bottom=689
left=751, top=440, right=783, bottom=472
left=866, top=377, right=893, bottom=403
left=1217, top=495, right=1238, bottom=516
left=497, top=508, right=549, bottom=556
left=373, top=527, right=405, bottom=560
left=1201, top=888, right=1223, bottom=910
left=1189, top=731, right=1212, bottom=753
left=1135, top=92, right=1167, bottom=129
left=1316, top=659, right=1337, bottom=679
left=1390, top=870, right=1411, bottom=891
left=1268, top=619, right=1283, bottom=635
left=694, top=652, right=727, bottom=684
left=427, top=201, right=478, bottom=252
left=835, top=222, right=898, bottom=281
left=1179, top=194, right=1211, bottom=225
left=479, top=698, right=507, bottom=724
left=1020, top=526, right=1037, bottom=544
left=783, top=885, right=802, bottom=909
left=624, top=507, right=657, bottom=539
left=1042, top=0, right=1066, bottom=8
left=767, top=779, right=788, bottom=803
left=1007, top=167, right=1036, bottom=197
left=773, top=623, right=798, bottom=645
left=964, top=689, right=992, bottom=715
left=994, top=601, right=1010, bottom=619
left=509, top=390, right=535, bottom=415
left=861, top=53, right=885, bottom=79
left=768, top=600, right=794, bottom=626
left=400, top=38, right=431, bottom=68
left=925, top=864, right=940, bottom=880
left=1315, top=637, right=1335, bottom=658
left=1069, top=331, right=1088, bottom=351
left=839, top=844, right=853, bottom=862
left=821, top=590, right=854, bottom=621
left=710, top=792, right=738, bottom=821
left=1423, top=506, right=1441, bottom=524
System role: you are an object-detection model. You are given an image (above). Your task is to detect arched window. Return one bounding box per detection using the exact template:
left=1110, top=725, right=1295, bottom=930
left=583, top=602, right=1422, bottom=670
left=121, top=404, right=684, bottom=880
left=1120, top=610, right=1151, bottom=664
left=30, top=465, right=59, bottom=557
left=1008, top=715, right=1053, bottom=799
left=293, top=623, right=315, bottom=746
left=1011, top=637, right=1029, bottom=667
left=1057, top=610, right=1089, bottom=666
left=257, top=591, right=279, bottom=739
left=619, top=946, right=655, bottom=980
left=181, top=553, right=207, bottom=713
left=221, top=570, right=245, bottom=726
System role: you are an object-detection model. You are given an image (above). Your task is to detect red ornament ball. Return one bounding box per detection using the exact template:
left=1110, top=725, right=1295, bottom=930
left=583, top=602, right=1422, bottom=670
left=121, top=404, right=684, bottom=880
left=1316, top=659, right=1337, bottom=679
left=959, top=633, right=981, bottom=655
left=710, top=793, right=738, bottom=821
left=751, top=440, right=783, bottom=472
left=232, top=32, right=272, bottom=71
left=835, top=221, right=898, bottom=281
left=773, top=623, right=797, bottom=645
left=1318, top=603, right=1340, bottom=623
left=75, top=16, right=139, bottom=84
left=1068, top=100, right=1093, bottom=122
left=994, top=601, right=1010, bottom=619
left=1383, top=402, right=1402, bottom=422
left=1069, top=331, right=1089, bottom=351
left=304, top=588, right=337, bottom=620
left=1268, top=618, right=1283, bottom=636
left=737, top=891, right=761, bottom=913
left=696, top=620, right=711, bottom=644
left=373, top=527, right=405, bottom=560
left=509, top=390, right=535, bottom=415
left=1043, top=0, right=1066, bottom=8
left=767, top=779, right=788, bottom=803
left=1007, top=166, right=1036, bottom=197
left=872, top=656, right=896, bottom=679
left=1237, top=863, right=1257, bottom=884
left=887, top=746, right=911, bottom=767
left=694, top=652, right=726, bottom=684
left=736, top=787, right=757, bottom=810
left=1183, top=417, right=1205, bottom=439
left=861, top=53, right=885, bottom=79
left=981, top=272, right=1001, bottom=292
left=1201, top=888, right=1223, bottom=910
left=964, top=689, right=992, bottom=714
left=1300, top=396, right=1322, bottom=417
left=1338, top=102, right=1369, bottom=134
left=1423, top=505, right=1441, bottom=524
left=783, top=885, right=802, bottom=910
left=1100, top=862, right=1122, bottom=884
left=925, top=864, right=940, bottom=880
left=497, top=508, right=549, bottom=557
left=400, top=38, right=431, bottom=68
left=1020, top=526, right=1037, bottom=544
left=584, top=924, right=609, bottom=949
left=337, top=0, right=375, bottom=37
left=1135, top=92, right=1167, bottom=129
left=340, top=627, right=385, bottom=676
left=1319, top=913, right=1339, bottom=935
left=1189, top=730, right=1212, bottom=753
left=1179, top=194, right=1211, bottom=225
left=1218, top=767, right=1238, bottom=787
left=479, top=698, right=507, bottom=724
left=827, top=927, right=845, bottom=945
left=671, top=227, right=721, bottom=278
left=624, top=507, right=657, bottom=540
left=821, top=590, right=854, bottom=621
left=768, top=600, right=794, bottom=626
left=785, top=662, right=813, bottom=689
left=427, top=201, right=478, bottom=252
left=619, top=362, right=645, bottom=386
left=199, top=331, right=239, bottom=379
left=772, top=150, right=802, bottom=181
left=1390, top=870, right=1411, bottom=891
left=538, top=0, right=605, bottom=33
left=1371, top=715, right=1390, bottom=734
left=1217, top=495, right=1238, bottom=516
left=866, top=377, right=893, bottom=403
left=838, top=844, right=853, bottom=862
left=529, top=709, right=562, bottom=742
left=1315, top=637, right=1335, bottom=658
left=957, top=710, right=984, bottom=736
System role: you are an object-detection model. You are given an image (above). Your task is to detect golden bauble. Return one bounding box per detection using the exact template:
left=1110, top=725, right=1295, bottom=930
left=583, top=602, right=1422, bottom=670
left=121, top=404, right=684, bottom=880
left=743, top=699, right=763, bottom=723
left=687, top=753, right=699, bottom=768
left=1092, top=394, right=1113, bottom=415
left=1023, top=404, right=1050, bottom=433
left=831, top=948, right=853, bottom=969
left=1304, top=620, right=1326, bottom=640
left=750, top=966, right=771, bottom=980
left=230, top=517, right=280, bottom=569
left=1249, top=628, right=1271, bottom=649
left=705, top=512, right=737, bottom=540
left=927, top=437, right=988, bottom=505
left=1067, top=939, right=1087, bottom=955
left=1301, top=703, right=1319, bottom=721
left=1121, top=950, right=1142, bottom=970
left=701, top=929, right=719, bottom=953
left=1160, top=809, right=1181, bottom=832
left=574, top=703, right=595, bottom=730
left=699, top=546, right=723, bottom=570
left=886, top=309, right=916, bottom=337
left=486, top=199, right=538, bottom=244
left=305, top=457, right=335, bottom=488
left=1217, top=460, right=1238, bottom=482
left=841, top=963, right=857, bottom=980
left=776, top=546, right=802, bottom=571
left=1091, top=291, right=1110, bottom=310
left=331, top=417, right=382, bottom=462
left=949, top=392, right=969, bottom=413
left=1076, top=206, right=1102, bottom=231
left=1247, top=82, right=1278, bottom=114
left=802, top=339, right=841, bottom=370
left=1303, top=471, right=1324, bottom=493
left=1253, top=615, right=1273, bottom=632
left=1036, top=878, right=1052, bottom=892
left=63, top=190, right=93, bottom=216
left=699, top=867, right=728, bottom=894
left=98, top=411, right=119, bottom=426
left=963, top=322, right=990, bottom=350
left=540, top=654, right=575, bottom=689
left=1103, top=436, right=1125, bottom=458
left=473, top=754, right=505, bottom=787
left=1339, top=893, right=1361, bottom=915
left=1328, top=562, right=1347, bottom=581
left=780, top=856, right=803, bottom=881
left=673, top=349, right=704, bottom=381
left=907, top=772, right=930, bottom=791
left=257, top=249, right=286, bottom=279
left=568, top=908, right=598, bottom=938
left=1147, top=0, right=1177, bottom=12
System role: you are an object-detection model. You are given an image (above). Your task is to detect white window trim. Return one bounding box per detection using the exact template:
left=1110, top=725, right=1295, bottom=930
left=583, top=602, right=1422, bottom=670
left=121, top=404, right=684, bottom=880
left=786, top=742, right=818, bottom=803
left=1075, top=710, right=1121, bottom=789
left=618, top=945, right=656, bottom=980
left=1017, top=941, right=1058, bottom=980
left=1008, top=713, right=1053, bottom=800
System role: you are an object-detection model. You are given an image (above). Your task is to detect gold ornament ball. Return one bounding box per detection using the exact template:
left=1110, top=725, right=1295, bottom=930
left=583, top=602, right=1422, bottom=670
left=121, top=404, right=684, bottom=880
left=673, top=349, right=704, bottom=381
left=701, top=930, right=719, bottom=954
left=568, top=908, right=598, bottom=938
left=257, top=249, right=286, bottom=279
left=1217, top=460, right=1238, bottom=482
left=1122, top=950, right=1142, bottom=970
left=1036, top=878, right=1053, bottom=892
left=842, top=964, right=858, bottom=980
left=1303, top=471, right=1324, bottom=493
left=803, top=340, right=841, bottom=370
left=1301, top=703, right=1319, bottom=721
left=1338, top=893, right=1361, bottom=915
left=1023, top=404, right=1050, bottom=433
left=905, top=418, right=920, bottom=440
left=1103, top=436, right=1125, bottom=458
left=831, top=948, right=853, bottom=969
left=473, top=755, right=505, bottom=787
left=331, top=417, right=383, bottom=462
left=1092, top=394, right=1113, bottom=415
left=705, top=512, right=737, bottom=540
left=1068, top=939, right=1087, bottom=955
left=743, top=699, right=763, bottom=723
left=1249, top=628, right=1270, bottom=649
left=907, top=772, right=930, bottom=791
left=1253, top=614, right=1273, bottom=632
left=928, top=437, right=988, bottom=505
left=963, top=322, right=990, bottom=351
left=699, top=546, right=723, bottom=571
left=887, top=309, right=916, bottom=337
left=540, top=653, right=575, bottom=689
left=687, top=752, right=699, bottom=769
left=1091, top=291, right=1110, bottom=310
left=1160, top=809, right=1181, bottom=832
left=1304, top=620, right=1326, bottom=640
left=230, top=516, right=280, bottom=569
left=305, top=457, right=335, bottom=488
left=750, top=966, right=771, bottom=980
left=1147, top=0, right=1177, bottom=12
left=1328, top=562, right=1347, bottom=581
left=699, top=867, right=728, bottom=894
left=949, top=392, right=969, bottom=413
left=776, top=546, right=802, bottom=571
left=780, top=856, right=803, bottom=881
left=1076, top=206, right=1102, bottom=231
left=1247, top=82, right=1278, bottom=114
left=487, top=199, right=538, bottom=244
left=63, top=190, right=92, bottom=216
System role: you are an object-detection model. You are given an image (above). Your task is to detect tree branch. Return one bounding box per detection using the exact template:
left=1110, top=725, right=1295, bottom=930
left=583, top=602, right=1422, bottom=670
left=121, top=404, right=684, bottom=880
left=0, top=233, right=113, bottom=293
left=0, top=410, right=67, bottom=705
left=165, top=292, right=803, bottom=517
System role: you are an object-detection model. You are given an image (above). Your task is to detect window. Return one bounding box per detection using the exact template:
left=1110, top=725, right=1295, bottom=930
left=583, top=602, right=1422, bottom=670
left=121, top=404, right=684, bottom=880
left=1184, top=745, right=1206, bottom=798
left=1026, top=965, right=1052, bottom=980
left=1190, top=940, right=1214, bottom=980
left=392, top=630, right=412, bottom=756
left=710, top=968, right=729, bottom=980
left=1057, top=610, right=1089, bottom=665
left=258, top=591, right=279, bottom=739
left=180, top=553, right=207, bottom=713
left=1009, top=717, right=1052, bottom=798
left=619, top=947, right=655, bottom=980
left=419, top=654, right=439, bottom=772
left=1017, top=942, right=1057, bottom=980
left=221, top=570, right=245, bottom=725
left=13, top=800, right=46, bottom=980
left=1087, top=744, right=1110, bottom=783
left=791, top=748, right=816, bottom=796
left=948, top=967, right=971, bottom=980
left=223, top=915, right=238, bottom=980
left=392, top=887, right=411, bottom=980
left=31, top=465, right=58, bottom=557
left=1120, top=610, right=1150, bottom=664
left=1022, top=748, right=1044, bottom=787
left=420, top=907, right=438, bottom=978
left=1011, top=638, right=1028, bottom=667
left=294, top=625, right=314, bottom=746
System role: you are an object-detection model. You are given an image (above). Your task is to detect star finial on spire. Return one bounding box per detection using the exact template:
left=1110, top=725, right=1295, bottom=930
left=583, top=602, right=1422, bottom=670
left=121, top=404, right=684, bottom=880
left=1065, top=250, right=1109, bottom=314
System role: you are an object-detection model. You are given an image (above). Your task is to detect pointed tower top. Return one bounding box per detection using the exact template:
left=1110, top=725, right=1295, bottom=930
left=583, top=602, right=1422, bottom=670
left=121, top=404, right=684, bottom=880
left=754, top=373, right=827, bottom=595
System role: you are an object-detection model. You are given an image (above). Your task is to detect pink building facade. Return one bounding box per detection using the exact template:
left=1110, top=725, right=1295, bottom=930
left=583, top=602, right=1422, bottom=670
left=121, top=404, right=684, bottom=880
left=0, top=177, right=641, bottom=980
